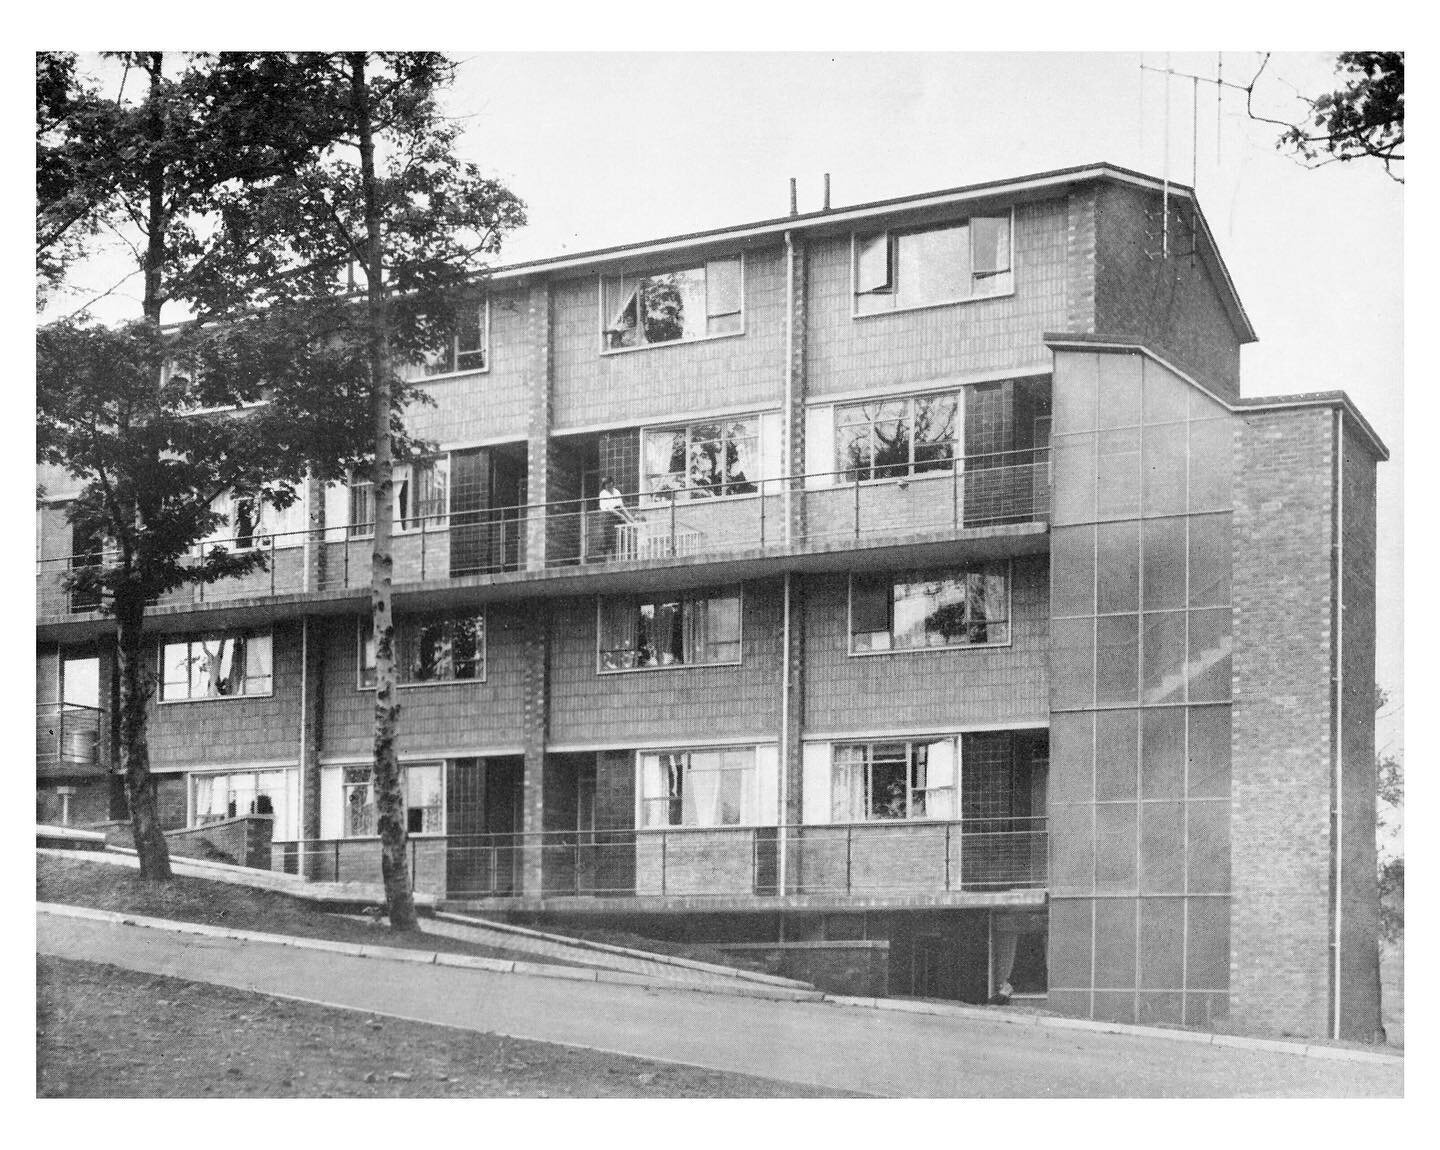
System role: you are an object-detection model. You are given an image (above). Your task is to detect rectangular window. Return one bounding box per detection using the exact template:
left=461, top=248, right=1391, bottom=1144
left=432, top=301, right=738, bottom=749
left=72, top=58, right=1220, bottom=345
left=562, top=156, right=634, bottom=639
left=160, top=631, right=273, bottom=701
left=640, top=747, right=757, bottom=828
left=338, top=764, right=445, bottom=837
left=410, top=302, right=488, bottom=377
left=642, top=417, right=762, bottom=498
left=831, top=738, right=957, bottom=822
left=850, top=564, right=1010, bottom=652
left=347, top=457, right=449, bottom=536
left=192, top=769, right=297, bottom=840
left=598, top=588, right=741, bottom=671
left=359, top=611, right=485, bottom=687
left=854, top=213, right=1012, bottom=314
left=835, top=393, right=960, bottom=480
left=603, top=256, right=743, bottom=350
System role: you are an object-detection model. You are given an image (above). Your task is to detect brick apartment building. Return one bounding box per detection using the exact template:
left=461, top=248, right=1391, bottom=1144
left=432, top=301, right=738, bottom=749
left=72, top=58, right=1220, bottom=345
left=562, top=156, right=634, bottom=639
left=36, top=162, right=1386, bottom=1041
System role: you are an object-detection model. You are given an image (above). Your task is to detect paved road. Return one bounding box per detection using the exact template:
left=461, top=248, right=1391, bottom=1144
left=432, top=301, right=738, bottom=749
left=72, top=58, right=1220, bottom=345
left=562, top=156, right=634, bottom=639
left=37, top=915, right=1401, bottom=1098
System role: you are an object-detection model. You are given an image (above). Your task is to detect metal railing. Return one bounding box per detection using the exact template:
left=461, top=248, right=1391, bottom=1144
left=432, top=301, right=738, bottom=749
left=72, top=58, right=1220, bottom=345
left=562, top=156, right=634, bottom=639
left=272, top=816, right=1047, bottom=901
left=36, top=702, right=105, bottom=772
left=37, top=448, right=1049, bottom=616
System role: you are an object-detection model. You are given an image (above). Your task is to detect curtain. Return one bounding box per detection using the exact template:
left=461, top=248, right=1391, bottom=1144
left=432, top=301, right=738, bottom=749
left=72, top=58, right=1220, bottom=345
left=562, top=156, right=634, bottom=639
left=994, top=930, right=1020, bottom=995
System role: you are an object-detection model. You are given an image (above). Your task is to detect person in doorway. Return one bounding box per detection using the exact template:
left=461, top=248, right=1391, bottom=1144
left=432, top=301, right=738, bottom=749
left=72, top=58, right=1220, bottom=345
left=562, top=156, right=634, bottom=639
left=597, top=476, right=634, bottom=558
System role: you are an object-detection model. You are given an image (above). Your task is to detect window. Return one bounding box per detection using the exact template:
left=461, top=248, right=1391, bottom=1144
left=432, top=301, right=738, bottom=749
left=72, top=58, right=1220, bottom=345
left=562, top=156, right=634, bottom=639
left=335, top=762, right=443, bottom=837
left=831, top=739, right=956, bottom=821
left=407, top=303, right=488, bottom=377
left=359, top=611, right=485, bottom=687
left=643, top=418, right=761, bottom=498
left=347, top=456, right=449, bottom=536
left=598, top=588, right=741, bottom=671
left=850, top=565, right=1010, bottom=652
left=160, top=631, right=273, bottom=700
left=640, top=747, right=757, bottom=827
left=836, top=393, right=959, bottom=480
left=854, top=213, right=1012, bottom=314
left=192, top=769, right=297, bottom=840
left=603, top=256, right=742, bottom=350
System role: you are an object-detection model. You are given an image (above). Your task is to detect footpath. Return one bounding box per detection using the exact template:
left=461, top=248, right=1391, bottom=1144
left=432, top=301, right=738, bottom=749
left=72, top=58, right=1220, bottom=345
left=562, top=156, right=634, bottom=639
left=37, top=905, right=1403, bottom=1098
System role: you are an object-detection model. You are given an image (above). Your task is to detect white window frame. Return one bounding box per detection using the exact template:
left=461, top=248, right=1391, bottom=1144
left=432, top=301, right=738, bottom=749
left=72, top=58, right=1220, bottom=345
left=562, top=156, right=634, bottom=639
left=636, top=746, right=760, bottom=829
left=851, top=209, right=1015, bottom=318
left=596, top=587, right=744, bottom=674
left=189, top=767, right=299, bottom=841
left=358, top=611, right=487, bottom=689
left=829, top=737, right=959, bottom=823
left=324, top=760, right=447, bottom=839
left=158, top=630, right=275, bottom=703
left=847, top=563, right=1013, bottom=656
left=345, top=455, right=450, bottom=538
left=833, top=390, right=965, bottom=483
left=403, top=301, right=490, bottom=380
left=639, top=412, right=779, bottom=503
left=599, top=253, right=746, bottom=354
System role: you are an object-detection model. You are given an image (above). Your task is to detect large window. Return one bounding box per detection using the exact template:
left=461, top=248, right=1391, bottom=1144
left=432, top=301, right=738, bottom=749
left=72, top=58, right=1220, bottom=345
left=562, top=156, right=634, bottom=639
left=359, top=612, right=486, bottom=687
left=598, top=588, right=741, bottom=671
left=347, top=457, right=449, bottom=536
left=836, top=393, right=959, bottom=480
left=643, top=417, right=763, bottom=498
left=640, top=747, right=757, bottom=828
left=404, top=303, right=488, bottom=377
left=333, top=762, right=444, bottom=837
left=831, top=739, right=956, bottom=821
left=160, top=631, right=273, bottom=701
left=603, top=256, right=742, bottom=350
left=192, top=769, right=298, bottom=841
left=850, top=565, right=1010, bottom=652
left=854, top=213, right=1012, bottom=314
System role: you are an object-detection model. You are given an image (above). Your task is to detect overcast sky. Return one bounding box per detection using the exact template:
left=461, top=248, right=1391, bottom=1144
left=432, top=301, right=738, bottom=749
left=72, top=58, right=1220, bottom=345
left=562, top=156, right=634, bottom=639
left=48, top=50, right=1406, bottom=758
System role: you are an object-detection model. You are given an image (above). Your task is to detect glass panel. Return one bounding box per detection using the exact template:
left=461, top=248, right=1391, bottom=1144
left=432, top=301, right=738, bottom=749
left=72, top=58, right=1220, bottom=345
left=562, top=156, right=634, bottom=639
left=1095, top=613, right=1139, bottom=705
left=1140, top=707, right=1185, bottom=799
left=1188, top=513, right=1232, bottom=608
left=912, top=394, right=959, bottom=472
left=688, top=421, right=725, bottom=495
left=1142, top=610, right=1188, bottom=705
left=1187, top=607, right=1233, bottom=703
left=871, top=417, right=910, bottom=479
left=703, top=593, right=742, bottom=663
left=896, top=223, right=969, bottom=308
left=1097, top=355, right=1142, bottom=430
left=405, top=764, right=444, bottom=833
left=1049, top=711, right=1095, bottom=804
left=1141, top=517, right=1187, bottom=611
left=1188, top=417, right=1234, bottom=513
left=606, top=286, right=639, bottom=349
left=832, top=746, right=867, bottom=822
left=1141, top=423, right=1188, bottom=516
left=893, top=575, right=964, bottom=648
left=855, top=233, right=891, bottom=294
left=162, top=641, right=192, bottom=700
left=644, top=428, right=687, bottom=496
left=61, top=657, right=99, bottom=708
left=868, top=745, right=908, bottom=820
left=455, top=306, right=485, bottom=371
left=244, top=634, right=273, bottom=694
left=1139, top=807, right=1185, bottom=894
left=1096, top=520, right=1140, bottom=614
left=970, top=215, right=1010, bottom=275
left=1096, top=428, right=1142, bottom=520
left=1050, top=434, right=1096, bottom=526
left=641, top=267, right=706, bottom=344
left=1094, top=805, right=1138, bottom=894
left=598, top=599, right=638, bottom=670
left=1142, top=358, right=1191, bottom=425
left=348, top=480, right=374, bottom=536
left=849, top=576, right=891, bottom=650
left=705, top=257, right=742, bottom=318
left=1187, top=704, right=1232, bottom=799
left=1095, top=709, right=1138, bottom=801
left=1049, top=617, right=1095, bottom=710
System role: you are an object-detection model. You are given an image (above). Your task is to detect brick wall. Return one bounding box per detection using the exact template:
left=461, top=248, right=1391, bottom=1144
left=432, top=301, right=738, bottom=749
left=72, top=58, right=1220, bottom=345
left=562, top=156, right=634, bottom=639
left=802, top=557, right=1050, bottom=734
left=315, top=609, right=529, bottom=760
left=549, top=242, right=787, bottom=430
left=1092, top=182, right=1243, bottom=400
left=1065, top=185, right=1098, bottom=331
left=1230, top=407, right=1337, bottom=1038
left=547, top=581, right=784, bottom=747
left=805, top=197, right=1068, bottom=397
left=147, top=619, right=304, bottom=769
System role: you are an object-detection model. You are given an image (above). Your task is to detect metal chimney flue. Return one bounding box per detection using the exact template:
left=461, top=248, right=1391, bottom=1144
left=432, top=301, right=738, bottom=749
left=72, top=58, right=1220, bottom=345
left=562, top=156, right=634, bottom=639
left=789, top=177, right=798, bottom=217
left=823, top=173, right=831, bottom=211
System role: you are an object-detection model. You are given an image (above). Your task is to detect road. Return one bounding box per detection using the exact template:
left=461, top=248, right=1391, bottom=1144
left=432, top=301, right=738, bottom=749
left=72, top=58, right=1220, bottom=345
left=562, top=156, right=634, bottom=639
left=37, top=914, right=1401, bottom=1098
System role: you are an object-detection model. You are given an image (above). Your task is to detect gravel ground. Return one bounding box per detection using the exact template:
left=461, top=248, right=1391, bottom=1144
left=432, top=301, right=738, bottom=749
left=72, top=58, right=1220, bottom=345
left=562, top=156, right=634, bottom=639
left=37, top=956, right=843, bottom=1098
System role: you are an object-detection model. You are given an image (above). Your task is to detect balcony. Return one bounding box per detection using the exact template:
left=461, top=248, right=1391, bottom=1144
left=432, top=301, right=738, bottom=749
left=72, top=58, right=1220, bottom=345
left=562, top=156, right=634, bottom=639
left=36, top=448, right=1049, bottom=623
left=36, top=702, right=106, bottom=779
left=273, top=816, right=1048, bottom=910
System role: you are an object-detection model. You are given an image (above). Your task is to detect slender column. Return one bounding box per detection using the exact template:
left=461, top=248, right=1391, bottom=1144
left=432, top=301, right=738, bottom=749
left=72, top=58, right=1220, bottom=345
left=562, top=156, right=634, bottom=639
left=524, top=281, right=552, bottom=570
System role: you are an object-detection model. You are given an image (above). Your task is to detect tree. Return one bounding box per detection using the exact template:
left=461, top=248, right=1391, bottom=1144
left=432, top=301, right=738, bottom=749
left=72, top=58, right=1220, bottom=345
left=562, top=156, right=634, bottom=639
left=1373, top=685, right=1403, bottom=942
left=36, top=53, right=391, bottom=878
left=1250, top=52, right=1404, bottom=182
left=193, top=53, right=525, bottom=929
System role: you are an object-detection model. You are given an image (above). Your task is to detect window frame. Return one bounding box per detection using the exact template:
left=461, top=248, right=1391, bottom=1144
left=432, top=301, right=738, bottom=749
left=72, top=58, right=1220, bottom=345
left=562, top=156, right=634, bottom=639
left=346, top=455, right=450, bottom=538
left=639, top=414, right=770, bottom=502
left=598, top=253, right=746, bottom=355
left=596, top=586, right=744, bottom=674
left=404, top=300, right=491, bottom=380
left=189, top=767, right=299, bottom=841
left=850, top=209, right=1015, bottom=318
left=833, top=390, right=963, bottom=483
left=331, top=760, right=447, bottom=839
left=829, top=737, right=959, bottom=824
left=847, top=563, right=1013, bottom=656
left=157, top=629, right=275, bottom=704
left=638, top=745, right=759, bottom=829
left=357, top=610, right=487, bottom=690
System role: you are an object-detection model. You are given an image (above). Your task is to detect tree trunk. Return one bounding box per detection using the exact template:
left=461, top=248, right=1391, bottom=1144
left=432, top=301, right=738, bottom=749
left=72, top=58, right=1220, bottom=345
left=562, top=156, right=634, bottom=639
left=352, top=52, right=418, bottom=932
left=115, top=585, right=172, bottom=879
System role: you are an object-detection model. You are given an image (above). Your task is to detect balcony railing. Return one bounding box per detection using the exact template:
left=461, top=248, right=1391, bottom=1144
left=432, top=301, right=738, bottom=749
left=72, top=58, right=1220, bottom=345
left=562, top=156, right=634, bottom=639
left=272, top=816, right=1047, bottom=902
left=37, top=448, right=1049, bottom=616
left=36, top=702, right=105, bottom=776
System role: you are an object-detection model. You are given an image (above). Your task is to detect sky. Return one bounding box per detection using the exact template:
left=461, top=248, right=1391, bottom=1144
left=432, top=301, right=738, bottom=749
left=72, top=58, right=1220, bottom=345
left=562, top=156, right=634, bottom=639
left=46, top=50, right=1406, bottom=765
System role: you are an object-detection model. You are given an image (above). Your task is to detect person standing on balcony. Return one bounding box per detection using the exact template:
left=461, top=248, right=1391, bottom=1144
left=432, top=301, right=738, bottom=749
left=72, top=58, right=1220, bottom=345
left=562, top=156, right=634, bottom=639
left=598, top=477, right=634, bottom=558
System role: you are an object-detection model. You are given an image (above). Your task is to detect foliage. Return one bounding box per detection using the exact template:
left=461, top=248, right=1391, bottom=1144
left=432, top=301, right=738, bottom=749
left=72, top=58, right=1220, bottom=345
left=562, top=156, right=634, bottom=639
left=1373, top=684, right=1403, bottom=942
left=1254, top=52, right=1404, bottom=182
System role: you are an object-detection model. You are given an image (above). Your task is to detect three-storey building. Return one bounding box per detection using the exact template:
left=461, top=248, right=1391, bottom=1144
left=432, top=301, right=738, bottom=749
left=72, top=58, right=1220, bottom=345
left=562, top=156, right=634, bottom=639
left=36, top=162, right=1386, bottom=1041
